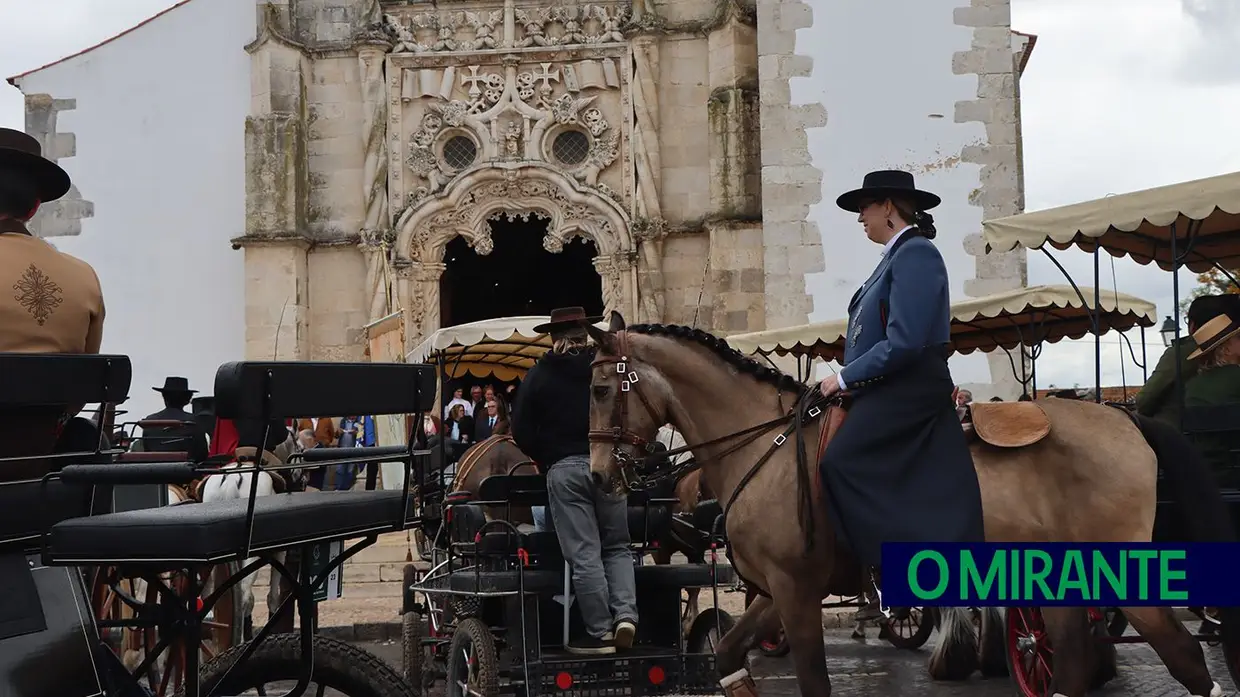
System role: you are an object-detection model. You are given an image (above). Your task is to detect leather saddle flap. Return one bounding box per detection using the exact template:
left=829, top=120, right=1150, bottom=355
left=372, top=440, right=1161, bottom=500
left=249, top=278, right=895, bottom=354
left=968, top=402, right=1051, bottom=448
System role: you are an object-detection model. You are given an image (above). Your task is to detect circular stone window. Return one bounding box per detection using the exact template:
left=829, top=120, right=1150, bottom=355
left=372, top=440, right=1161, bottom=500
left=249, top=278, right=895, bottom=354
left=552, top=130, right=591, bottom=166
left=441, top=135, right=478, bottom=171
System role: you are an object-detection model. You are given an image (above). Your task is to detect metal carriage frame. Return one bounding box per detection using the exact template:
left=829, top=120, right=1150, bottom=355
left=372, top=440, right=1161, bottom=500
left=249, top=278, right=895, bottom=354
left=0, top=354, right=437, bottom=697
left=400, top=315, right=741, bottom=697
left=979, top=170, right=1240, bottom=695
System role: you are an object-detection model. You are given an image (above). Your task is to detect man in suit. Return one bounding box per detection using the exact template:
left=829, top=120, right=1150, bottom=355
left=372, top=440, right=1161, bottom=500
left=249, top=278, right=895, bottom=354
left=141, top=377, right=209, bottom=463
left=473, top=399, right=499, bottom=442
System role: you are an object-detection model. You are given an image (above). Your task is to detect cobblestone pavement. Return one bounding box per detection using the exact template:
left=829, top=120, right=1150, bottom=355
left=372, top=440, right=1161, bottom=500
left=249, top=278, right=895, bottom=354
left=347, top=627, right=1238, bottom=696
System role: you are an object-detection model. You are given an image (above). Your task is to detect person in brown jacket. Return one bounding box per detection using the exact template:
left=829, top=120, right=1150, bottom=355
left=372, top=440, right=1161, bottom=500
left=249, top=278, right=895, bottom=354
left=0, top=128, right=107, bottom=481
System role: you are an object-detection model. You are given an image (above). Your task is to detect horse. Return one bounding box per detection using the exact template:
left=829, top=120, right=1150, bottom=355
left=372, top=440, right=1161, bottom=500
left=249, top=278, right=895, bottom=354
left=582, top=313, right=1238, bottom=697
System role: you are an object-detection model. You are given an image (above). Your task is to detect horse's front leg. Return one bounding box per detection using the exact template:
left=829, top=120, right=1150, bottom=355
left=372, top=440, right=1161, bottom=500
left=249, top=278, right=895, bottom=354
left=715, top=594, right=772, bottom=697
left=769, top=574, right=832, bottom=697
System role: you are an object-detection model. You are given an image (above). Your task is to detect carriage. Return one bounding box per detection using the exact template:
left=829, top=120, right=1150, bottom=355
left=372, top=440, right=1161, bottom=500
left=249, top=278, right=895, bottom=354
left=0, top=355, right=437, bottom=697
left=978, top=170, right=1240, bottom=694
left=724, top=283, right=1159, bottom=663
left=400, top=315, right=739, bottom=697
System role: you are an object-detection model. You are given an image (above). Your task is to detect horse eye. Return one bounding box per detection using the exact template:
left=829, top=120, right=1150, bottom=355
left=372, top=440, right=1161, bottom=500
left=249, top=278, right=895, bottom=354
left=592, top=385, right=609, bottom=399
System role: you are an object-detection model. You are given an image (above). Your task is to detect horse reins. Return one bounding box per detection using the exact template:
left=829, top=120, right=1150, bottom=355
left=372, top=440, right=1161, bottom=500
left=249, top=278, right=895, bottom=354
left=587, top=330, right=837, bottom=571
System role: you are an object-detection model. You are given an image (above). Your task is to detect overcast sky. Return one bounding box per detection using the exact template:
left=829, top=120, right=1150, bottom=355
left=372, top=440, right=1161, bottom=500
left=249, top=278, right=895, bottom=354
left=2, top=0, right=1239, bottom=391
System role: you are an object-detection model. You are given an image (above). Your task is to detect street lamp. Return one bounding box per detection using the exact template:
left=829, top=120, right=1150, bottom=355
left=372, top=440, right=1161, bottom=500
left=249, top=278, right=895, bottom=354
left=1160, top=315, right=1179, bottom=348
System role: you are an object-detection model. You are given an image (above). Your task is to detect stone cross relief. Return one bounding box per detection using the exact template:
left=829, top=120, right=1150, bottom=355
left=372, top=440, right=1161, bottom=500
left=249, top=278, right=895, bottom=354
left=401, top=57, right=622, bottom=205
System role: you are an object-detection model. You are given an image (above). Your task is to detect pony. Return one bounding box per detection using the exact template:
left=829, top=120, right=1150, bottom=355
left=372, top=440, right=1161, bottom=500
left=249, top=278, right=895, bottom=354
left=583, top=313, right=1238, bottom=697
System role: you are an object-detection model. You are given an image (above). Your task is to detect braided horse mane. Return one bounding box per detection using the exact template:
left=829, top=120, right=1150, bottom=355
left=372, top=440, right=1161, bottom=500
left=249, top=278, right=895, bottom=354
left=619, top=323, right=818, bottom=555
left=622, top=323, right=810, bottom=395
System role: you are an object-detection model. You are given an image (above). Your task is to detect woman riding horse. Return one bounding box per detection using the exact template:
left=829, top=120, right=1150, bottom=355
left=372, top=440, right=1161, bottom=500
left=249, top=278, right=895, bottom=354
left=816, top=170, right=985, bottom=621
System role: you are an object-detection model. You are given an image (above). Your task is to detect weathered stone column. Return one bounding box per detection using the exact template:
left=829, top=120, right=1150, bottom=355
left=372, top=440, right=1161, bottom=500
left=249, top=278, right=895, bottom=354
left=594, top=253, right=637, bottom=321
left=235, top=6, right=312, bottom=360
left=706, top=3, right=760, bottom=219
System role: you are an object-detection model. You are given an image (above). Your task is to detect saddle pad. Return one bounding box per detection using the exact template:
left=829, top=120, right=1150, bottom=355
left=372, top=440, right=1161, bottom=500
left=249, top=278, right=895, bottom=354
left=969, top=402, right=1051, bottom=448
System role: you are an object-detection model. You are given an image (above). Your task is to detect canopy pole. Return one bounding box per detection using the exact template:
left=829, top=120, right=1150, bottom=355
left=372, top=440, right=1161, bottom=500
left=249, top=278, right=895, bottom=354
left=1172, top=221, right=1183, bottom=432
left=1093, top=246, right=1102, bottom=403
left=1140, top=326, right=1149, bottom=383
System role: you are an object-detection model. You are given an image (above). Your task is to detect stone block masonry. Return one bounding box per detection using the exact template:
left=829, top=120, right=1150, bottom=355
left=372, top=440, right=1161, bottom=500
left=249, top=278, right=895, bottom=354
left=22, top=95, right=94, bottom=239
left=953, top=0, right=1031, bottom=399
left=755, top=0, right=826, bottom=332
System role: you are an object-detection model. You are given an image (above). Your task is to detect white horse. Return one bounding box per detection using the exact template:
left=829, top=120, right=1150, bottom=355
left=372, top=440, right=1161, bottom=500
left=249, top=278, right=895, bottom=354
left=198, top=447, right=287, bottom=629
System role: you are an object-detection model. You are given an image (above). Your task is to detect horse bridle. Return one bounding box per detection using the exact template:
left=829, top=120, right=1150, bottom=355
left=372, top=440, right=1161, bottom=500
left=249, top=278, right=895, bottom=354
left=586, top=330, right=835, bottom=494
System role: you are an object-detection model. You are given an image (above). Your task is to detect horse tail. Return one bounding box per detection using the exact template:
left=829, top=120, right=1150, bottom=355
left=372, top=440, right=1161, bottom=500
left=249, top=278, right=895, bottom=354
left=1132, top=413, right=1240, bottom=647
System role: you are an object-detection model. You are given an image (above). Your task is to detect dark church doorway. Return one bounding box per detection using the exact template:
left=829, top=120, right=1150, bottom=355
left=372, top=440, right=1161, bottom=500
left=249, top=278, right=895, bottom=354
left=439, top=214, right=604, bottom=327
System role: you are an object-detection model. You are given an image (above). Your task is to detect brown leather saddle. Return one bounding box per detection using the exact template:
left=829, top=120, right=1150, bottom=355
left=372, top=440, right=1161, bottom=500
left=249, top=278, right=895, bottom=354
left=963, top=401, right=1052, bottom=449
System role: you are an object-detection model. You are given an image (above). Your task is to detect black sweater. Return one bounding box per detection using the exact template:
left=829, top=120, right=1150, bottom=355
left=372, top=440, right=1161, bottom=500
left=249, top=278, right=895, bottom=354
left=511, top=347, right=595, bottom=471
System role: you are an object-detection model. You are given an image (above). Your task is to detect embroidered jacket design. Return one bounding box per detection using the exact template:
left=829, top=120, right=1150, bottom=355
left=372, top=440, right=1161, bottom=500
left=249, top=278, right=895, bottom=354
left=14, top=264, right=64, bottom=326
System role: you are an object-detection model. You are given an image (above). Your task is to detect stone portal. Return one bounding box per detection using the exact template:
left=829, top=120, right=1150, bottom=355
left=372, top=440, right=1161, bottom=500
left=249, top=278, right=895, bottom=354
left=439, top=212, right=603, bottom=326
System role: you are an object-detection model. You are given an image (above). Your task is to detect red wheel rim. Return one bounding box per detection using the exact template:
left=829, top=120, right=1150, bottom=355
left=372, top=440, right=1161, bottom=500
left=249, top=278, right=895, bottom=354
left=1007, top=608, right=1053, bottom=696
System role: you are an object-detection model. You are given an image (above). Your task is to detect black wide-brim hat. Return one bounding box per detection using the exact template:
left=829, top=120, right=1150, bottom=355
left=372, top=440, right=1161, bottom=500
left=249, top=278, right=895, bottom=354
left=0, top=128, right=71, bottom=203
left=153, top=376, right=198, bottom=395
left=836, top=169, right=941, bottom=214
left=533, top=306, right=603, bottom=334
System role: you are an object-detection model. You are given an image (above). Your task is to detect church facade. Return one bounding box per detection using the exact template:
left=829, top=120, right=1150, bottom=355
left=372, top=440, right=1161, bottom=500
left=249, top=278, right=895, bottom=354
left=12, top=0, right=1033, bottom=396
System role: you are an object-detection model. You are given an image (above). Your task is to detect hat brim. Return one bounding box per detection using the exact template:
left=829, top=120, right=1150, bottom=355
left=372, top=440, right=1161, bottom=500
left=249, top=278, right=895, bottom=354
left=1188, top=325, right=1240, bottom=360
left=0, top=149, right=71, bottom=203
left=153, top=386, right=199, bottom=395
left=533, top=316, right=604, bottom=334
left=836, top=186, right=941, bottom=214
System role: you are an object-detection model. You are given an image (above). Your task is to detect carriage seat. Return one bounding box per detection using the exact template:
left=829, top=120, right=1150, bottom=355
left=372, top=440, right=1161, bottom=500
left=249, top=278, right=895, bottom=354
left=965, top=401, right=1051, bottom=448
left=0, top=353, right=132, bottom=547
left=45, top=490, right=415, bottom=564
left=46, top=359, right=437, bottom=565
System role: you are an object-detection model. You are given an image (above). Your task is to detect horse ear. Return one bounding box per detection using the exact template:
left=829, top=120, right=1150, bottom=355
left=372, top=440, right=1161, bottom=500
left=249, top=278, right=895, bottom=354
left=608, top=311, right=626, bottom=332
left=584, top=322, right=615, bottom=353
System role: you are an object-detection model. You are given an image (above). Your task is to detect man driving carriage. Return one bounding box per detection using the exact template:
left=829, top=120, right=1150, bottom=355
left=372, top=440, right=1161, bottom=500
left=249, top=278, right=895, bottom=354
left=816, top=170, right=985, bottom=621
left=512, top=306, right=638, bottom=656
left=1137, top=293, right=1240, bottom=426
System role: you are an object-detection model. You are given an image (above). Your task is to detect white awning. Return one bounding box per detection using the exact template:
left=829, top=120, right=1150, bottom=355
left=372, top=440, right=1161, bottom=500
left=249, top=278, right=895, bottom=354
left=725, top=285, right=1158, bottom=361
left=406, top=315, right=606, bottom=381
left=982, top=170, right=1240, bottom=272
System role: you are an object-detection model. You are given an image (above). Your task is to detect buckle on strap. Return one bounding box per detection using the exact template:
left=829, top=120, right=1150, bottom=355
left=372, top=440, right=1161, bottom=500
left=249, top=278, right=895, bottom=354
left=773, top=434, right=786, bottom=446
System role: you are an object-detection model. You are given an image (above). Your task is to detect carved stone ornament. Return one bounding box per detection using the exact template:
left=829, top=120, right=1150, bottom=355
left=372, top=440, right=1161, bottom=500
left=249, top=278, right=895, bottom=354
left=630, top=217, right=668, bottom=243
left=386, top=4, right=629, bottom=54
left=394, top=51, right=628, bottom=205
left=543, top=233, right=564, bottom=253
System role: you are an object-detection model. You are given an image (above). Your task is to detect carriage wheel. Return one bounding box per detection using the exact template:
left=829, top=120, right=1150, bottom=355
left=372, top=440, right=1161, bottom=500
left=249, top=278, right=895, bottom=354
left=758, top=630, right=790, bottom=658
left=882, top=607, right=936, bottom=650
left=446, top=618, right=499, bottom=697
left=1005, top=607, right=1054, bottom=697
left=91, top=569, right=151, bottom=679
left=93, top=563, right=244, bottom=696
left=686, top=608, right=735, bottom=654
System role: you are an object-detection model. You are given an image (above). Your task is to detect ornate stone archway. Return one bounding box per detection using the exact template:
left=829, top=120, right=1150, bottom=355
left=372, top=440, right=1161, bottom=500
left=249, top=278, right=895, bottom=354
left=390, top=162, right=634, bottom=346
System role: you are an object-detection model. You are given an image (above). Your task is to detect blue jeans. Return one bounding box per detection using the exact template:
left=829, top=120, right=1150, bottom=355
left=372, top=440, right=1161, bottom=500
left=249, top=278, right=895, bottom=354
left=532, top=506, right=547, bottom=531
left=334, top=464, right=357, bottom=491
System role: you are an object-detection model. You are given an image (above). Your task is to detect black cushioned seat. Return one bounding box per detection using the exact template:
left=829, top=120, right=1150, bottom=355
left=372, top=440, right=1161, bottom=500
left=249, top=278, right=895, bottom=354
left=635, top=562, right=736, bottom=588
left=47, top=490, right=411, bottom=564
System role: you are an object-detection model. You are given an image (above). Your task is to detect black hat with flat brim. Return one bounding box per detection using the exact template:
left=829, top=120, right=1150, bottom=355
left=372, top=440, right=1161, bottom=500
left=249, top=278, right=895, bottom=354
left=0, top=128, right=71, bottom=203
left=154, top=376, right=198, bottom=395
left=836, top=169, right=941, bottom=213
left=533, top=306, right=603, bottom=334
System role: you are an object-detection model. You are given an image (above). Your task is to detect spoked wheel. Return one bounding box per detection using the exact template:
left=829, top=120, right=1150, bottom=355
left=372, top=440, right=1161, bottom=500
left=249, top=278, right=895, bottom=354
left=94, top=562, right=246, bottom=696
left=446, top=617, right=499, bottom=697
left=1005, top=607, right=1054, bottom=696
left=181, top=633, right=413, bottom=697
left=882, top=607, right=935, bottom=650
left=686, top=608, right=736, bottom=654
